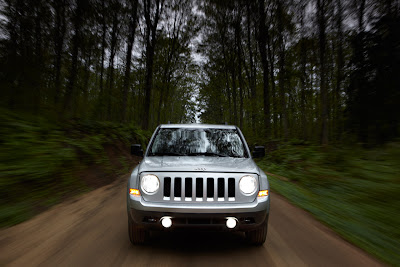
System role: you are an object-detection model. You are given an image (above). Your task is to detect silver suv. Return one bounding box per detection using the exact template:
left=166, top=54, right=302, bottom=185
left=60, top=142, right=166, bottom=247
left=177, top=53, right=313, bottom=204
left=127, top=124, right=270, bottom=245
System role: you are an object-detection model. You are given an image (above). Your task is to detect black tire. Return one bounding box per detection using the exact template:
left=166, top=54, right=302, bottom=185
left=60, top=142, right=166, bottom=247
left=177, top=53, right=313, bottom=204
left=246, top=222, right=268, bottom=245
left=128, top=218, right=148, bottom=245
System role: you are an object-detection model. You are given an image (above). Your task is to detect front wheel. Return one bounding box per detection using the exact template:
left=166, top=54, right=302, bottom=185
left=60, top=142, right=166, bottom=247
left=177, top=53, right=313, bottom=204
left=245, top=222, right=268, bottom=245
left=128, top=218, right=148, bottom=245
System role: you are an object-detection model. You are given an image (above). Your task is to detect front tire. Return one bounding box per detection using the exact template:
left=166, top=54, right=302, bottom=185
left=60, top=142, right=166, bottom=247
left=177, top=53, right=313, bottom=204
left=128, top=218, right=148, bottom=245
left=246, top=222, right=268, bottom=245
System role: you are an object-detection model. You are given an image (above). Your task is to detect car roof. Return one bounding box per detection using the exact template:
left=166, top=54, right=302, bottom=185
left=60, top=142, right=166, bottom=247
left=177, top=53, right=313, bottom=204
left=159, top=123, right=237, bottom=129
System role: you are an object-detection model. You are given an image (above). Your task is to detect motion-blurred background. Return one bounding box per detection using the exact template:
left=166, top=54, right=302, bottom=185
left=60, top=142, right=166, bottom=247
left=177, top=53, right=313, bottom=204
left=0, top=0, right=399, bottom=265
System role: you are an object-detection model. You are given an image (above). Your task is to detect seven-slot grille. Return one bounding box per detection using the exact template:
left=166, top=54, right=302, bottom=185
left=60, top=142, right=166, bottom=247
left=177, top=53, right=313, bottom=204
left=163, top=177, right=236, bottom=201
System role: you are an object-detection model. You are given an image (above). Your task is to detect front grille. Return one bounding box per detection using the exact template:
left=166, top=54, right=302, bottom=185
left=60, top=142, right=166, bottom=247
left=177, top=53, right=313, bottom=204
left=140, top=172, right=257, bottom=204
left=163, top=177, right=236, bottom=201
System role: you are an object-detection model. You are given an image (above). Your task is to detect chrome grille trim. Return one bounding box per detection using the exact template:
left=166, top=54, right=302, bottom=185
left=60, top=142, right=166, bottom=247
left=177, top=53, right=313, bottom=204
left=140, top=172, right=258, bottom=204
left=163, top=176, right=235, bottom=202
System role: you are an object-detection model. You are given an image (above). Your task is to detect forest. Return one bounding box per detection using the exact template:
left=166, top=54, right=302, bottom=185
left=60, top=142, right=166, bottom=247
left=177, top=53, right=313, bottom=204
left=0, top=0, right=400, bottom=265
left=1, top=0, right=399, bottom=145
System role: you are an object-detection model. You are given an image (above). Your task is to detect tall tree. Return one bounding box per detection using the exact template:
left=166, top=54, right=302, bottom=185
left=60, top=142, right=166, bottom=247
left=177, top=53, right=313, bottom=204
left=276, top=0, right=289, bottom=140
left=53, top=0, right=67, bottom=106
left=234, top=3, right=245, bottom=128
left=245, top=1, right=257, bottom=131
left=98, top=0, right=108, bottom=118
left=106, top=0, right=122, bottom=120
left=317, top=0, right=328, bottom=145
left=63, top=0, right=87, bottom=113
left=142, top=0, right=164, bottom=130
left=334, top=0, right=344, bottom=140
left=121, top=0, right=139, bottom=122
left=257, top=0, right=271, bottom=139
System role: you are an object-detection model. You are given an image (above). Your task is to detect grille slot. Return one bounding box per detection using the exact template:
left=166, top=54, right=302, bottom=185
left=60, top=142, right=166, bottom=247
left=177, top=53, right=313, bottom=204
left=185, top=178, right=192, bottom=198
left=164, top=177, right=171, bottom=197
left=196, top=178, right=203, bottom=198
left=207, top=178, right=214, bottom=198
left=162, top=176, right=237, bottom=202
left=174, top=178, right=182, bottom=197
left=228, top=178, right=235, bottom=197
left=218, top=178, right=224, bottom=198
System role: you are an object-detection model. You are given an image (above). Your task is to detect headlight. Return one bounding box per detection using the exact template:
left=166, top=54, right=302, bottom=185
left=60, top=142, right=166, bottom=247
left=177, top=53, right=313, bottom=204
left=141, top=174, right=159, bottom=194
left=239, top=175, right=257, bottom=195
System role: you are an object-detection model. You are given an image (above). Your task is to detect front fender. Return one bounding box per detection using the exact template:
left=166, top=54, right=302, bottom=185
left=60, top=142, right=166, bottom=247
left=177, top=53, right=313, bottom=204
left=258, top=168, right=270, bottom=191
left=127, top=165, right=140, bottom=212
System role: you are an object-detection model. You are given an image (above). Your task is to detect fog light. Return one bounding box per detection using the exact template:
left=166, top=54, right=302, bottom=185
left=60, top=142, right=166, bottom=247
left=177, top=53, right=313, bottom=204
left=161, top=217, right=172, bottom=228
left=226, top=217, right=237, bottom=229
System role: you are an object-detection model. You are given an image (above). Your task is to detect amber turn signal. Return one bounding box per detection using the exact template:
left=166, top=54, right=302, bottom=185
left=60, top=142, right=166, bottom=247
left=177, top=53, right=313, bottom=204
left=129, top=188, right=140, bottom=196
left=258, top=190, right=268, bottom=197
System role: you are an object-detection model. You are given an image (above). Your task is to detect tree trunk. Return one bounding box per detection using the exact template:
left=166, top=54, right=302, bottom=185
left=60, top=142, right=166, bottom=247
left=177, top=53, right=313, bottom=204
left=334, top=0, right=343, bottom=141
left=267, top=34, right=277, bottom=138
left=357, top=0, right=367, bottom=143
left=157, top=15, right=180, bottom=124
left=317, top=0, right=328, bottom=145
left=230, top=57, right=238, bottom=125
left=121, top=0, right=139, bottom=122
left=277, top=0, right=288, bottom=140
left=98, top=0, right=107, bottom=119
left=53, top=0, right=66, bottom=106
left=246, top=2, right=257, bottom=131
left=257, top=0, right=271, bottom=139
left=82, top=48, right=92, bottom=108
left=107, top=5, right=120, bottom=120
left=142, top=0, right=163, bottom=130
left=235, top=8, right=244, bottom=129
left=300, top=4, right=307, bottom=140
left=33, top=3, right=43, bottom=113
left=64, top=0, right=84, bottom=114
left=221, top=33, right=232, bottom=123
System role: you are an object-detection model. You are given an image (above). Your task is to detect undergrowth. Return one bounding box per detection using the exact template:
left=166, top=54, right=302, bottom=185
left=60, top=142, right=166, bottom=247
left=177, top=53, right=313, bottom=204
left=257, top=141, right=400, bottom=266
left=0, top=109, right=150, bottom=227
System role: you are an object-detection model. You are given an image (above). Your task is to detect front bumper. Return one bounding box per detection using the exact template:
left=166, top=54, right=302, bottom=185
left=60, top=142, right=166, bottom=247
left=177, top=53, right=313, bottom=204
left=127, top=195, right=270, bottom=231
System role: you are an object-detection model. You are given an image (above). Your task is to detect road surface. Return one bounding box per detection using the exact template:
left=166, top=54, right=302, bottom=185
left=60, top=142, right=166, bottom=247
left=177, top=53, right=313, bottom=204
left=0, top=172, right=384, bottom=267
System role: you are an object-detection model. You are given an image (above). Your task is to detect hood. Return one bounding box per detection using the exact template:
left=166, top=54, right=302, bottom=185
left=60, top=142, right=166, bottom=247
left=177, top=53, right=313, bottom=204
left=138, top=156, right=259, bottom=174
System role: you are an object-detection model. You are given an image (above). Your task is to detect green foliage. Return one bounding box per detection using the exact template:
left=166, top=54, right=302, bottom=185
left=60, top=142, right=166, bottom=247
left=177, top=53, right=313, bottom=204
left=0, top=109, right=150, bottom=227
left=0, top=0, right=198, bottom=130
left=198, top=0, right=400, bottom=146
left=257, top=142, right=400, bottom=266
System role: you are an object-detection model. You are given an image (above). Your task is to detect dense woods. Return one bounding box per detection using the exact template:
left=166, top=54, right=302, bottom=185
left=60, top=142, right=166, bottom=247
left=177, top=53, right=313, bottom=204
left=1, top=1, right=400, bottom=263
left=0, top=0, right=198, bottom=129
left=1, top=0, right=399, bottom=145
left=198, top=0, right=400, bottom=145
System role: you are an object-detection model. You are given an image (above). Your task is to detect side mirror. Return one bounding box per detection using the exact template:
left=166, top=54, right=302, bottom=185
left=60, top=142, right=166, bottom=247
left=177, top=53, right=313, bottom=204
left=131, top=144, right=143, bottom=157
left=252, top=146, right=265, bottom=158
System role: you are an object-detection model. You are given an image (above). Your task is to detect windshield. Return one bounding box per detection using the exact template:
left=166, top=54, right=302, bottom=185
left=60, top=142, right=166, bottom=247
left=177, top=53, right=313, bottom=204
left=148, top=128, right=248, bottom=158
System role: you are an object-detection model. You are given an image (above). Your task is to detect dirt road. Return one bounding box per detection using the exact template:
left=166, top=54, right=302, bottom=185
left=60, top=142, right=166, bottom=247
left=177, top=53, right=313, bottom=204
left=0, top=173, right=384, bottom=267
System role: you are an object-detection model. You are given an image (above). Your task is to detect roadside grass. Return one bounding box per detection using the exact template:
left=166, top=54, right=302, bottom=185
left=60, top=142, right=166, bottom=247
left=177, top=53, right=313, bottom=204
left=256, top=141, right=400, bottom=266
left=0, top=109, right=150, bottom=227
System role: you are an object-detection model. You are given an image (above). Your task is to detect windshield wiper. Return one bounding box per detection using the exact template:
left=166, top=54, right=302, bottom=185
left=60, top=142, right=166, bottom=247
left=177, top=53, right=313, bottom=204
left=187, top=152, right=229, bottom=157
left=150, top=152, right=186, bottom=156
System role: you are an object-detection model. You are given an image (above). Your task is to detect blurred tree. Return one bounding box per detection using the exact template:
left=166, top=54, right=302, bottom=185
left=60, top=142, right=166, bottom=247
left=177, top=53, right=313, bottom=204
left=121, top=0, right=139, bottom=122
left=257, top=0, right=271, bottom=139
left=142, top=0, right=165, bottom=130
left=276, top=0, right=289, bottom=140
left=0, top=0, right=399, bottom=144
left=52, top=0, right=67, bottom=106
left=64, top=0, right=88, bottom=114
